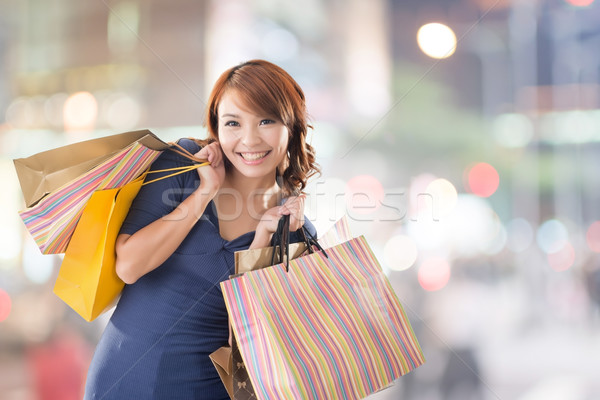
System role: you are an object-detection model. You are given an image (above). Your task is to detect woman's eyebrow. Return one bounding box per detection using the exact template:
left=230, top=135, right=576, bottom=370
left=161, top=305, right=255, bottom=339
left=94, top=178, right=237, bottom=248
left=220, top=113, right=239, bottom=119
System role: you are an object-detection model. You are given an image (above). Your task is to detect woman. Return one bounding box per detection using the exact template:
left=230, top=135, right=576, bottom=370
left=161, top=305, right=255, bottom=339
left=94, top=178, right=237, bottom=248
left=84, top=60, right=319, bottom=399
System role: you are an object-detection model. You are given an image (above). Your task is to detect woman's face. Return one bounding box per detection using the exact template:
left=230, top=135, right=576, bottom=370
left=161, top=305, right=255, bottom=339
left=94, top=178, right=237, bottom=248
left=217, top=90, right=289, bottom=182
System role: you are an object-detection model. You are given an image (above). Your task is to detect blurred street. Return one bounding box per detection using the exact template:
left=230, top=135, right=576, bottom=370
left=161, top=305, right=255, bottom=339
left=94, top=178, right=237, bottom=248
left=1, top=0, right=600, bottom=399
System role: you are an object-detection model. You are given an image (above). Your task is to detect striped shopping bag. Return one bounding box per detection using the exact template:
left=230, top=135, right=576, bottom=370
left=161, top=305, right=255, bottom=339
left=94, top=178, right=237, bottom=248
left=221, top=235, right=425, bottom=400
left=16, top=131, right=169, bottom=254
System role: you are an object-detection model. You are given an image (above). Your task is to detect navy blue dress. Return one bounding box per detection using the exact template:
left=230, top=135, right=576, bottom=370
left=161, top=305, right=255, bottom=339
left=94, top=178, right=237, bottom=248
left=84, top=139, right=316, bottom=399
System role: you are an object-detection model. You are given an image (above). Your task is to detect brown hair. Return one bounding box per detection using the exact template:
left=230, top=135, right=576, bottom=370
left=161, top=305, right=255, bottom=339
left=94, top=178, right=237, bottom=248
left=198, top=59, right=319, bottom=196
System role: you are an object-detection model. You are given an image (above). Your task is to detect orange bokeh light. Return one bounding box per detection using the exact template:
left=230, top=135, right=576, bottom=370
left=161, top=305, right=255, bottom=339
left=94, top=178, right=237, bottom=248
left=466, top=162, right=499, bottom=198
left=63, top=91, right=98, bottom=131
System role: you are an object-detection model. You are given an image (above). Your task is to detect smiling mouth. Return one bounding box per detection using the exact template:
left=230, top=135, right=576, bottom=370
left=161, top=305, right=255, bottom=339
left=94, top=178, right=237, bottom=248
left=238, top=151, right=270, bottom=161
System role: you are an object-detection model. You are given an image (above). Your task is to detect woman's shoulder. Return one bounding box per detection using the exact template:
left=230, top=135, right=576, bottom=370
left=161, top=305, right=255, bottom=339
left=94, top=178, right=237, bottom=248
left=154, top=138, right=202, bottom=166
left=175, top=138, right=202, bottom=154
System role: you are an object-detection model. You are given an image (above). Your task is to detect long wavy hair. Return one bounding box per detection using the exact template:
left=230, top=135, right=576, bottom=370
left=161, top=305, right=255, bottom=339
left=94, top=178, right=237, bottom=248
left=197, top=59, right=319, bottom=196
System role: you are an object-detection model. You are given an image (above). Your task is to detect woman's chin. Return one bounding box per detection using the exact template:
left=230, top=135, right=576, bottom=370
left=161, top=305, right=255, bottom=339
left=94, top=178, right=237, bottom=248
left=231, top=164, right=274, bottom=180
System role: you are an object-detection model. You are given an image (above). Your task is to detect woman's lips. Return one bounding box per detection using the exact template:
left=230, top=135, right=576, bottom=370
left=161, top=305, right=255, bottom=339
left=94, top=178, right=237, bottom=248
left=237, top=150, right=271, bottom=164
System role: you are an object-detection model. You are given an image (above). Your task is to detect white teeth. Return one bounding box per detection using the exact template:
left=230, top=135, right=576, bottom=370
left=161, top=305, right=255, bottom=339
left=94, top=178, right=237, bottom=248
left=240, top=152, right=268, bottom=161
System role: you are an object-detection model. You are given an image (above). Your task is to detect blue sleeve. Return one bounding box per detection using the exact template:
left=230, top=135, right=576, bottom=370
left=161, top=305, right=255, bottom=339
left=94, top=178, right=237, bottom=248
left=289, top=217, right=318, bottom=244
left=302, top=218, right=317, bottom=239
left=120, top=139, right=202, bottom=236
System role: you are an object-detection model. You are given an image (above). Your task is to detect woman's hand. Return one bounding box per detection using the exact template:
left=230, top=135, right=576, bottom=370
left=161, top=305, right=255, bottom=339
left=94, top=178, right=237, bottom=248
left=279, top=195, right=306, bottom=232
left=194, top=142, right=225, bottom=198
left=250, top=195, right=306, bottom=249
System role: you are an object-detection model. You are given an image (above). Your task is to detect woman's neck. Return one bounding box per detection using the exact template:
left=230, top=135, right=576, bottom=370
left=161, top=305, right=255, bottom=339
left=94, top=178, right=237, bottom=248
left=221, top=170, right=282, bottom=210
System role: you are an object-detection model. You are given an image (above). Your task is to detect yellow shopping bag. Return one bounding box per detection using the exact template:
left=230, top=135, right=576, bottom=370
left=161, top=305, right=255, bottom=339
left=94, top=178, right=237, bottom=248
left=53, top=173, right=145, bottom=321
left=54, top=148, right=209, bottom=322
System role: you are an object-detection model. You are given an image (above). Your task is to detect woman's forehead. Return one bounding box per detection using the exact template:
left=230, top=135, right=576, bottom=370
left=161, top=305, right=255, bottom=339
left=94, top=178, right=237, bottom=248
left=218, top=89, right=277, bottom=118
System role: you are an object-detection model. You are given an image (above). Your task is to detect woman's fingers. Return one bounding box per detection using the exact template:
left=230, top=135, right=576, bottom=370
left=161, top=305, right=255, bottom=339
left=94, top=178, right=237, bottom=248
left=194, top=143, right=226, bottom=196
left=195, top=142, right=223, bottom=167
left=211, top=145, right=222, bottom=167
left=280, top=195, right=305, bottom=231
left=255, top=195, right=306, bottom=245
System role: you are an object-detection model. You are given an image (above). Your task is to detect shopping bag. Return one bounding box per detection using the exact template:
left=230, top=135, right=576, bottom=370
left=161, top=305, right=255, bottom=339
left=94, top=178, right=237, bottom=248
left=210, top=335, right=257, bottom=400
left=53, top=173, right=145, bottom=321
left=15, top=130, right=170, bottom=254
left=14, top=129, right=164, bottom=207
left=235, top=242, right=308, bottom=275
left=210, top=346, right=234, bottom=398
left=210, top=216, right=353, bottom=399
left=220, top=227, right=425, bottom=399
left=54, top=157, right=208, bottom=322
left=231, top=333, right=256, bottom=399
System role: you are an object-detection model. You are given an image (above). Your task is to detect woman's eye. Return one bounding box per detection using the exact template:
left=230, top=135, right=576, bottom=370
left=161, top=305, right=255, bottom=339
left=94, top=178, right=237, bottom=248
left=224, top=121, right=239, bottom=127
left=260, top=119, right=276, bottom=126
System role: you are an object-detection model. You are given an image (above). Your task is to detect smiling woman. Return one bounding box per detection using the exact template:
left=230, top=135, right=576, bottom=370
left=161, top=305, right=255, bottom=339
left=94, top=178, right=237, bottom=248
left=83, top=60, right=320, bottom=399
left=205, top=59, right=318, bottom=198
left=217, top=90, right=289, bottom=180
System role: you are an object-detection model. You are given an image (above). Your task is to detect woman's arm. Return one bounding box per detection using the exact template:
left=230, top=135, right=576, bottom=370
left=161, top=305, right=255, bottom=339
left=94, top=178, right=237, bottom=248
left=115, top=143, right=225, bottom=284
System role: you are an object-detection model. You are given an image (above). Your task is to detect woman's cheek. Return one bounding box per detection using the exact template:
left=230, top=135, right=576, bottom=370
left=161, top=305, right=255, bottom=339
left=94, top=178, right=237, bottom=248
left=217, top=132, right=234, bottom=155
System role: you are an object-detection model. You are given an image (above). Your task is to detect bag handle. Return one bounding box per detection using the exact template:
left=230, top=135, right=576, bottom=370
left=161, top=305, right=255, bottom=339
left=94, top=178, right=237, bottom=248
left=141, top=143, right=211, bottom=185
left=142, top=164, right=209, bottom=185
left=272, top=215, right=291, bottom=269
left=167, top=142, right=208, bottom=164
left=270, top=214, right=328, bottom=272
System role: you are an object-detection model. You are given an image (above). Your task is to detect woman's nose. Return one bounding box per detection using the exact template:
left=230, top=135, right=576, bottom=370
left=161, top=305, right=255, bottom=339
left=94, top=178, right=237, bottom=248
left=240, top=126, right=261, bottom=147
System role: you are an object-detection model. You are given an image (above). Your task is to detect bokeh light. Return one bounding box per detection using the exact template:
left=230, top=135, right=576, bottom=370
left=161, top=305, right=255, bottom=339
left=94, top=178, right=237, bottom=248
left=537, top=219, right=569, bottom=254
left=425, top=178, right=458, bottom=218
left=446, top=194, right=500, bottom=257
left=554, top=110, right=596, bottom=143
left=345, top=174, right=385, bottom=215
left=466, top=162, right=500, bottom=198
left=417, top=23, right=457, bottom=59
left=22, top=235, right=56, bottom=285
left=0, top=289, right=11, bottom=322
left=409, top=173, right=437, bottom=219
left=105, top=93, right=141, bottom=130
left=305, top=177, right=348, bottom=232
left=564, top=0, right=595, bottom=7
left=407, top=194, right=499, bottom=257
left=44, top=92, right=68, bottom=128
left=384, top=235, right=418, bottom=271
left=418, top=258, right=451, bottom=291
left=0, top=226, right=21, bottom=263
left=5, top=97, right=35, bottom=128
left=63, top=91, right=98, bottom=131
left=483, top=216, right=507, bottom=255
left=506, top=218, right=534, bottom=253
left=586, top=221, right=600, bottom=253
left=23, top=257, right=55, bottom=285
left=492, top=113, right=534, bottom=148
left=547, top=242, right=576, bottom=272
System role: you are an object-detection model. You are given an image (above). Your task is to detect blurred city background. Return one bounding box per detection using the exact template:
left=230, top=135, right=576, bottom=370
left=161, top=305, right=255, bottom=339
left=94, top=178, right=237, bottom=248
left=1, top=0, right=600, bottom=399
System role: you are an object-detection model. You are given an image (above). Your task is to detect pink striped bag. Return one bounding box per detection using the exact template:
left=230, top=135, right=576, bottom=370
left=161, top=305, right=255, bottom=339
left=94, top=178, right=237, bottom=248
left=221, top=234, right=425, bottom=400
left=16, top=131, right=169, bottom=254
